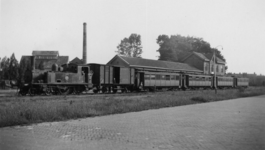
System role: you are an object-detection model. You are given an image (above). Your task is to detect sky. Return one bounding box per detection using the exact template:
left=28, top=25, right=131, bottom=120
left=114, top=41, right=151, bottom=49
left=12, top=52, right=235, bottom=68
left=1, top=0, right=265, bottom=75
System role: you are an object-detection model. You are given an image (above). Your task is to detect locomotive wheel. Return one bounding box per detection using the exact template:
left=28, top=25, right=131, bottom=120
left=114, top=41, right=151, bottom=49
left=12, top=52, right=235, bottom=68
left=75, top=87, right=82, bottom=94
left=45, top=88, right=52, bottom=95
left=59, top=87, right=70, bottom=95
left=68, top=87, right=75, bottom=94
left=51, top=87, right=59, bottom=95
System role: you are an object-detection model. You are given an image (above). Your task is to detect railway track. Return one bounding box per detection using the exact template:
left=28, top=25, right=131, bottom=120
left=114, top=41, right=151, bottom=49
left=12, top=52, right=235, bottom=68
left=0, top=88, right=217, bottom=102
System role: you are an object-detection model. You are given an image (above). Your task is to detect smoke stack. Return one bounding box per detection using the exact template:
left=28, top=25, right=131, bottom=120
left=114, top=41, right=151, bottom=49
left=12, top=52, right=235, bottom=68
left=83, top=22, right=87, bottom=64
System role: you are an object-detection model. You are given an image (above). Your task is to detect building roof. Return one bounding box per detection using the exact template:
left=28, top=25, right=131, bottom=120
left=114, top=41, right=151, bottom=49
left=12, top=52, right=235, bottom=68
left=193, top=52, right=210, bottom=61
left=69, top=57, right=83, bottom=64
left=109, top=55, right=202, bottom=72
left=32, top=51, right=59, bottom=56
left=181, top=52, right=226, bottom=64
left=205, top=53, right=226, bottom=64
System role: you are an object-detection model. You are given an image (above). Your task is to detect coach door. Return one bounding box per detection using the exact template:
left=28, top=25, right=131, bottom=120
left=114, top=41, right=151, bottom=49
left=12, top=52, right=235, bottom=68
left=139, top=73, right=144, bottom=87
left=82, top=67, right=89, bottom=83
left=113, top=67, right=120, bottom=84
left=130, top=68, right=135, bottom=84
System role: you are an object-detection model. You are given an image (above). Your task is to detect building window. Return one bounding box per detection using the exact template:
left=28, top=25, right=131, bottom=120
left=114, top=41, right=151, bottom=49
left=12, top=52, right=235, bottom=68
left=166, top=75, right=170, bottom=80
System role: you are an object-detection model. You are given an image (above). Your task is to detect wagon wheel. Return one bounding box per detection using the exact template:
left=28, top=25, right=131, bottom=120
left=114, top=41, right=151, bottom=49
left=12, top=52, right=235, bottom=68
left=112, top=89, right=117, bottom=93
left=102, top=87, right=107, bottom=93
left=121, top=88, right=125, bottom=93
left=93, top=86, right=99, bottom=93
left=122, top=87, right=128, bottom=93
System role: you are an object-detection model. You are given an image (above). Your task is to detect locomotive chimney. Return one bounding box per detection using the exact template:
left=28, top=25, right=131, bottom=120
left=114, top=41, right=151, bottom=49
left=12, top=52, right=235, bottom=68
left=83, top=22, right=87, bottom=64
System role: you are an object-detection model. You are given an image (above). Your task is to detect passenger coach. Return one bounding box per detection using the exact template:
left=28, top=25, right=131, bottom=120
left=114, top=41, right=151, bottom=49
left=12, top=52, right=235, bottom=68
left=107, top=55, right=203, bottom=91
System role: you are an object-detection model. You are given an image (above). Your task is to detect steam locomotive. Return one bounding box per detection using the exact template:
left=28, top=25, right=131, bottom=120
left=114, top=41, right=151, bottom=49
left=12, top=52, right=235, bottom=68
left=19, top=63, right=93, bottom=95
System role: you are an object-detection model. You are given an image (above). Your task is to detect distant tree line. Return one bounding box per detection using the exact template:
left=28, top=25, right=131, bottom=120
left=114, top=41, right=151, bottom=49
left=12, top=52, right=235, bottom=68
left=0, top=53, right=20, bottom=82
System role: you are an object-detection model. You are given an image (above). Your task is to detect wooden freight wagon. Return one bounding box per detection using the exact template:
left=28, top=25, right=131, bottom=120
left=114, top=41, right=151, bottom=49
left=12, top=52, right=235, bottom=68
left=88, top=63, right=135, bottom=93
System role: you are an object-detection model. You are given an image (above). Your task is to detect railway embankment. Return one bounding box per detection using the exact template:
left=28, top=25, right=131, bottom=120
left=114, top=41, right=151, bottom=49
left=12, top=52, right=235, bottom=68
left=0, top=86, right=265, bottom=127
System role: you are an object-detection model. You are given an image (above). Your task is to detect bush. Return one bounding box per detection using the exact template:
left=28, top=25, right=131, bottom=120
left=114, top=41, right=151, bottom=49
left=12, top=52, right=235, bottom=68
left=191, top=96, right=209, bottom=103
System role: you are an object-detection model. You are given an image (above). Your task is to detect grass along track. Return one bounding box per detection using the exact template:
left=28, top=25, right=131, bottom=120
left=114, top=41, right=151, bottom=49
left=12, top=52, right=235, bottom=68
left=0, top=89, right=213, bottom=102
left=0, top=86, right=265, bottom=128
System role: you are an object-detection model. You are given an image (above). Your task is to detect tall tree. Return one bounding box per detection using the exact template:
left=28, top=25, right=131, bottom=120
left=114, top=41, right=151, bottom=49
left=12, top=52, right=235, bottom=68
left=19, top=56, right=31, bottom=83
left=1, top=57, right=10, bottom=80
left=116, top=34, right=143, bottom=58
left=8, top=53, right=19, bottom=81
left=156, top=34, right=225, bottom=62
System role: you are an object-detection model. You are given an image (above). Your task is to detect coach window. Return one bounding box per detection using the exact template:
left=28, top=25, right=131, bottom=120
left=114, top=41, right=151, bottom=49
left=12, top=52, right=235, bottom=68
left=156, top=75, right=160, bottom=80
left=189, top=76, right=193, bottom=81
left=170, top=75, right=175, bottom=80
left=166, top=75, right=170, bottom=80
left=176, top=75, right=179, bottom=80
left=150, top=75, right=156, bottom=80
left=161, top=75, right=165, bottom=80
left=144, top=74, right=150, bottom=80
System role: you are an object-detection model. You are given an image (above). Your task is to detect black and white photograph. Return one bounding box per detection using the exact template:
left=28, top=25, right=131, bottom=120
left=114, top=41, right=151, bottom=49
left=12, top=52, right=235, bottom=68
left=0, top=0, right=265, bottom=149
